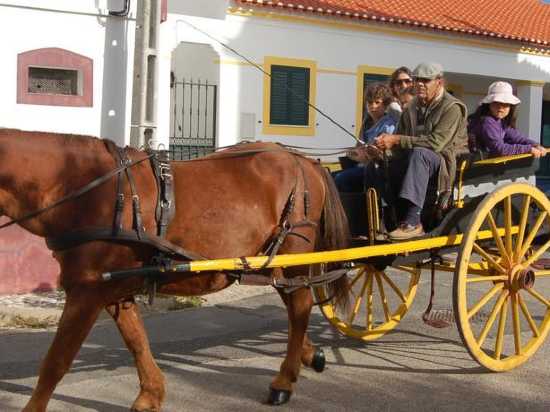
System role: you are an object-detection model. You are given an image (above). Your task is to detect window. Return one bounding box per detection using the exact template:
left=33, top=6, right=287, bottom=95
left=263, top=57, right=316, bottom=136
left=28, top=67, right=79, bottom=95
left=270, top=65, right=310, bottom=126
left=17, top=48, right=93, bottom=107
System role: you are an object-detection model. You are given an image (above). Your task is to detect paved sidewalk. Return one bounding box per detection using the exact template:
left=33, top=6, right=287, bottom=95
left=0, top=284, right=275, bottom=330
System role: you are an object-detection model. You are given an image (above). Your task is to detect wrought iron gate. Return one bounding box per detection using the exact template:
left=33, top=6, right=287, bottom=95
left=170, top=78, right=217, bottom=160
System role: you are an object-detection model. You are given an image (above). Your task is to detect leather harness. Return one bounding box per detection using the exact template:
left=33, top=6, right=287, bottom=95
left=2, top=141, right=349, bottom=299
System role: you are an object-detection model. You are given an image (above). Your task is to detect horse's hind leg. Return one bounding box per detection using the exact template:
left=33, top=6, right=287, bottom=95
left=270, top=286, right=315, bottom=405
left=23, top=289, right=103, bottom=412
left=105, top=299, right=165, bottom=412
left=276, top=289, right=325, bottom=372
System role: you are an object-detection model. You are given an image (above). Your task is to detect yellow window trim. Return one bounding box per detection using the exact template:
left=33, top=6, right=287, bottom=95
left=516, top=80, right=546, bottom=87
left=355, top=65, right=394, bottom=138
left=263, top=56, right=317, bottom=136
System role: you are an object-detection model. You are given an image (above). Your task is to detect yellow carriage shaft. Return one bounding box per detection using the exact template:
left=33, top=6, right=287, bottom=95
left=181, top=228, right=510, bottom=273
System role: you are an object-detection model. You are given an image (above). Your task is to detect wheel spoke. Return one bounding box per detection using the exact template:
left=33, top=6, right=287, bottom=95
left=466, top=275, right=508, bottom=283
left=514, top=195, right=531, bottom=261
left=380, top=272, right=406, bottom=302
left=518, top=292, right=540, bottom=337
left=494, top=295, right=509, bottom=360
left=375, top=273, right=391, bottom=322
left=504, top=196, right=513, bottom=258
left=468, top=283, right=505, bottom=320
left=518, top=211, right=548, bottom=260
left=365, top=274, right=373, bottom=331
left=467, top=261, right=492, bottom=275
left=393, top=265, right=418, bottom=275
left=523, top=238, right=550, bottom=268
left=349, top=267, right=366, bottom=289
left=525, top=288, right=550, bottom=308
left=348, top=276, right=369, bottom=324
left=472, top=243, right=506, bottom=274
left=486, top=211, right=510, bottom=264
left=511, top=293, right=522, bottom=355
left=477, top=290, right=509, bottom=348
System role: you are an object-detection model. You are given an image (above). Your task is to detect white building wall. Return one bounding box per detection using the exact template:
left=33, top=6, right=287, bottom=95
left=1, top=2, right=549, bottom=152
left=161, top=11, right=550, bottom=156
left=0, top=1, right=136, bottom=146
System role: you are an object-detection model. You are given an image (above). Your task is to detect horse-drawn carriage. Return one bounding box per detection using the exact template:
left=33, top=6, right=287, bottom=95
left=136, top=148, right=549, bottom=374
left=1, top=128, right=549, bottom=410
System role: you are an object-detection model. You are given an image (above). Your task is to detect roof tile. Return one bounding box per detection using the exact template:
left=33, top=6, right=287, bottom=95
left=235, top=0, right=550, bottom=47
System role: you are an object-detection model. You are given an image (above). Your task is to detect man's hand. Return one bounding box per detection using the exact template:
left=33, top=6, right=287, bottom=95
left=531, top=145, right=547, bottom=158
left=375, top=134, right=401, bottom=150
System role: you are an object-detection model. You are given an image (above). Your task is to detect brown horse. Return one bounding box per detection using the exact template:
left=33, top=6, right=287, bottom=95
left=0, top=129, right=349, bottom=411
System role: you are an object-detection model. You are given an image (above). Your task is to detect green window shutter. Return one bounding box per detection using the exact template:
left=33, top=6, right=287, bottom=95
left=363, top=73, right=389, bottom=90
left=270, top=65, right=310, bottom=126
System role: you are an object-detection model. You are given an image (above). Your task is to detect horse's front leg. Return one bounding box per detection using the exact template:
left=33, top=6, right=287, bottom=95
left=270, top=286, right=315, bottom=405
left=105, top=298, right=165, bottom=412
left=23, top=289, right=103, bottom=412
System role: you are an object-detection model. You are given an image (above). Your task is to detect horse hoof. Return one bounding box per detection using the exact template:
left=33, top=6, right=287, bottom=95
left=311, top=348, right=326, bottom=372
left=268, top=388, right=292, bottom=405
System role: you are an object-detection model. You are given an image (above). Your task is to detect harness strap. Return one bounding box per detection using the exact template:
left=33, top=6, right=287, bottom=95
left=119, top=151, right=145, bottom=240
left=149, top=150, right=175, bottom=238
left=260, top=185, right=317, bottom=270
left=46, top=227, right=205, bottom=261
left=0, top=154, right=153, bottom=231
left=236, top=268, right=349, bottom=294
left=111, top=146, right=126, bottom=236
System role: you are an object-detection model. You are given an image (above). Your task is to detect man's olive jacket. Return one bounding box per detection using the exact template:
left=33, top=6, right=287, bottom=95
left=396, top=90, right=469, bottom=195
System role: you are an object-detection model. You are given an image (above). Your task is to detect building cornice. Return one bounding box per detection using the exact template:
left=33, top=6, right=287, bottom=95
left=228, top=6, right=550, bottom=58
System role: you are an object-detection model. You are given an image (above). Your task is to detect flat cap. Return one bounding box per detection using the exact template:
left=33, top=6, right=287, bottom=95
left=413, top=62, right=444, bottom=79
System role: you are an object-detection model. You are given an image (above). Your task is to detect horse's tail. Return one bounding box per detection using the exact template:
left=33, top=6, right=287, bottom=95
left=318, top=166, right=350, bottom=310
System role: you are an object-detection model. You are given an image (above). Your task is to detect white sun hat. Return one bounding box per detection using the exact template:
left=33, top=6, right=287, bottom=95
left=481, top=81, right=521, bottom=105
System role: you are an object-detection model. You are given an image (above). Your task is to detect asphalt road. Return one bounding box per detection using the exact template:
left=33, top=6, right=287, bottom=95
left=1, top=271, right=549, bottom=412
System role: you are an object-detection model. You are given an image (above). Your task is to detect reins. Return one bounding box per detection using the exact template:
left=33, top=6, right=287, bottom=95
left=0, top=153, right=153, bottom=231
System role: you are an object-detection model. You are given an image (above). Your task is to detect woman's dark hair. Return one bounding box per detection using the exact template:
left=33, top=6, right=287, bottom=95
left=364, top=83, right=393, bottom=107
left=470, top=103, right=518, bottom=129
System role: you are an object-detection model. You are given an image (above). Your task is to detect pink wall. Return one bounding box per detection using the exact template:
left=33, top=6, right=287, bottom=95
left=0, top=218, right=59, bottom=295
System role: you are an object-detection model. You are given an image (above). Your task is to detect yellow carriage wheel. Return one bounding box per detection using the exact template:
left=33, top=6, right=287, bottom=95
left=315, top=263, right=420, bottom=341
left=455, top=182, right=550, bottom=371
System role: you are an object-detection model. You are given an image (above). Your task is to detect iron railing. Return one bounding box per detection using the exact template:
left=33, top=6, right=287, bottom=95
left=169, top=78, right=217, bottom=160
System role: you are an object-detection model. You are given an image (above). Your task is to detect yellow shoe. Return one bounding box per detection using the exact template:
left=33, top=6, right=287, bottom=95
left=388, top=223, right=425, bottom=241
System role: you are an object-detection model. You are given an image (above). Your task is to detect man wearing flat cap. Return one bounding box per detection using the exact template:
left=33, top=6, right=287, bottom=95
left=374, top=62, right=468, bottom=240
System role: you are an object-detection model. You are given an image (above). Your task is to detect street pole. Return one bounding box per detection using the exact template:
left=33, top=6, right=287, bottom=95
left=130, top=0, right=161, bottom=149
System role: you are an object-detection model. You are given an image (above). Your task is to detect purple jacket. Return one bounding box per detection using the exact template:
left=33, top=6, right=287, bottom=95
left=469, top=115, right=535, bottom=156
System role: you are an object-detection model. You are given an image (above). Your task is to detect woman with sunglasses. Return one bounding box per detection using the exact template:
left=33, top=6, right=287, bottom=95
left=387, top=66, right=413, bottom=121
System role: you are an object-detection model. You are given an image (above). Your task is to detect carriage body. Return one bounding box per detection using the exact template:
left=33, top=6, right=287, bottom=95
left=316, top=153, right=550, bottom=372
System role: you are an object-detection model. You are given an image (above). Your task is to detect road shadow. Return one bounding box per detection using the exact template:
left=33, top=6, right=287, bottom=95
left=0, top=298, right=547, bottom=410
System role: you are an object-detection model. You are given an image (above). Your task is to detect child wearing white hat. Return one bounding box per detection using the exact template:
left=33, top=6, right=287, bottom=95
left=468, top=81, right=545, bottom=157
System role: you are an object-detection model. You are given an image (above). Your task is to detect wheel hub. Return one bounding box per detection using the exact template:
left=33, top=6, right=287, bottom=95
left=508, top=265, right=535, bottom=291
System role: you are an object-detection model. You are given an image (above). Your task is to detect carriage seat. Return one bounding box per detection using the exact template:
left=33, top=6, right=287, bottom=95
left=455, top=152, right=538, bottom=201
